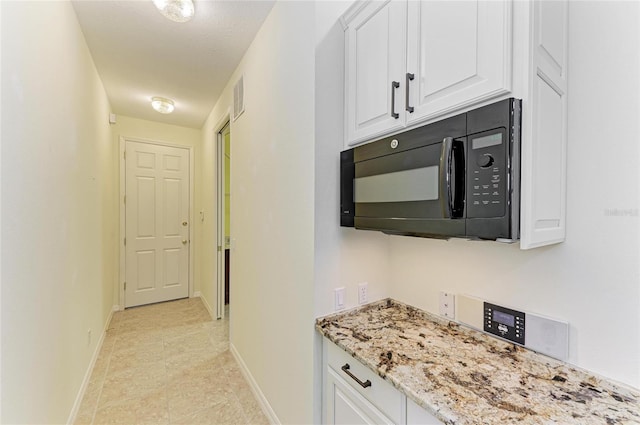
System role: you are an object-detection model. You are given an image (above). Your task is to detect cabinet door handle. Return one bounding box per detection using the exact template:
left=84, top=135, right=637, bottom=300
left=405, top=73, right=414, bottom=113
left=390, top=81, right=400, bottom=119
left=341, top=363, right=372, bottom=388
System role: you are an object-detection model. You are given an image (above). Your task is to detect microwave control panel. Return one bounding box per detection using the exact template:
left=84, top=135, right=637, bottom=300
left=467, top=129, right=507, bottom=218
left=484, top=302, right=525, bottom=345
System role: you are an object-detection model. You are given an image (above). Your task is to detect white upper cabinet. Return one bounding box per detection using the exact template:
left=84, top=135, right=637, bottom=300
left=405, top=0, right=511, bottom=125
left=343, top=0, right=511, bottom=147
left=344, top=1, right=407, bottom=145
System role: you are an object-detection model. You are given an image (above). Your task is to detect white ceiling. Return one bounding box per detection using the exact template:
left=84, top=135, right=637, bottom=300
left=72, top=0, right=275, bottom=129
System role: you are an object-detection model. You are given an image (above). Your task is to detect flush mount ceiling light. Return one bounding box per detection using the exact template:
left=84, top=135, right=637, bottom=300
left=151, top=97, right=175, bottom=114
left=152, top=0, right=195, bottom=23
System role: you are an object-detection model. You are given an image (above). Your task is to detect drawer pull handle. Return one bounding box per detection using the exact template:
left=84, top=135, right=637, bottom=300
left=341, top=363, right=372, bottom=388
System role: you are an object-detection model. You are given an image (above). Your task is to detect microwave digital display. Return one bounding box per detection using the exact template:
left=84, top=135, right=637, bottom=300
left=472, top=133, right=502, bottom=150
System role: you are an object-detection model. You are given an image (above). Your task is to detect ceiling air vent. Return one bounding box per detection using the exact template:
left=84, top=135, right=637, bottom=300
left=233, top=75, right=245, bottom=121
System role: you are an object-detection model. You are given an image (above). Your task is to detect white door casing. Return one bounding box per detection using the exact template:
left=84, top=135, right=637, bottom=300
left=216, top=122, right=230, bottom=319
left=122, top=140, right=191, bottom=308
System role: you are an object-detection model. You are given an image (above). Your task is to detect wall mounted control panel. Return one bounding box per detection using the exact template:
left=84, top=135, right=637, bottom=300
left=484, top=302, right=525, bottom=345
left=458, top=294, right=569, bottom=361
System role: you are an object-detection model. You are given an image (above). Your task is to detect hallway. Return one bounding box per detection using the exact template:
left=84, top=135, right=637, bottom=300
left=74, top=298, right=268, bottom=425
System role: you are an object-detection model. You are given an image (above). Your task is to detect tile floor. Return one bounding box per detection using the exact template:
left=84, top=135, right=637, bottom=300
left=74, top=298, right=269, bottom=425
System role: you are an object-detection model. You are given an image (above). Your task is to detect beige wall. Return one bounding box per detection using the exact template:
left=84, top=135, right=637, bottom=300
left=1, top=2, right=115, bottom=422
left=200, top=2, right=315, bottom=423
left=110, top=115, right=202, bottom=306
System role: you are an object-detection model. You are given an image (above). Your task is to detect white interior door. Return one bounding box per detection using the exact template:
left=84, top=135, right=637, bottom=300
left=125, top=141, right=190, bottom=308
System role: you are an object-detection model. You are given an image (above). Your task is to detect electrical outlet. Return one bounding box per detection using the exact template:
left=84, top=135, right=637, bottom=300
left=358, top=282, right=368, bottom=304
left=334, top=287, right=345, bottom=311
left=439, top=292, right=455, bottom=319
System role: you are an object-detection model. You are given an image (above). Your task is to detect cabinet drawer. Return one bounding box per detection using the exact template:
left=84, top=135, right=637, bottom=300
left=326, top=340, right=403, bottom=424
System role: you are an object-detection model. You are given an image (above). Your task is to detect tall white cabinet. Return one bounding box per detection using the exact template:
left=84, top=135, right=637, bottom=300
left=340, top=0, right=569, bottom=249
left=519, top=0, right=569, bottom=248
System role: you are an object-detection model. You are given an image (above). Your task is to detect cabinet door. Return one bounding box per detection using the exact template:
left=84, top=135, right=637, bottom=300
left=345, top=0, right=407, bottom=147
left=405, top=0, right=511, bottom=125
left=519, top=0, right=568, bottom=249
left=325, top=367, right=395, bottom=425
left=406, top=397, right=444, bottom=425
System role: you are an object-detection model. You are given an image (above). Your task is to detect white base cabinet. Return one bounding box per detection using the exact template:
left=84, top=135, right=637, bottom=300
left=323, top=338, right=444, bottom=425
left=406, top=398, right=442, bottom=425
left=340, top=0, right=569, bottom=249
left=326, top=368, right=395, bottom=425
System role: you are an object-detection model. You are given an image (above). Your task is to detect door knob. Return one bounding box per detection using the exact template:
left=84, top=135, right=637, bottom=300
left=182, top=239, right=188, bottom=245
left=182, top=221, right=188, bottom=226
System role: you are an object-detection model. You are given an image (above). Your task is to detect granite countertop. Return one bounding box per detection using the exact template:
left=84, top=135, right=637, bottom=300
left=316, top=299, right=640, bottom=425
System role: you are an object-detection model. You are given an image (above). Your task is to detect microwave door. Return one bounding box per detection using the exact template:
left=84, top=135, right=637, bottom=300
left=353, top=141, right=465, bottom=237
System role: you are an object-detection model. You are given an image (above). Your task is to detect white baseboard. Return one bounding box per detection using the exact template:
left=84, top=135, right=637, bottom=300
left=230, top=343, right=281, bottom=425
left=66, top=306, right=117, bottom=425
left=197, top=292, right=215, bottom=320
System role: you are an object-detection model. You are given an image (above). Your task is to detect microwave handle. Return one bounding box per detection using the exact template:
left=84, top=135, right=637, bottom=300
left=440, top=137, right=454, bottom=218
left=440, top=137, right=465, bottom=218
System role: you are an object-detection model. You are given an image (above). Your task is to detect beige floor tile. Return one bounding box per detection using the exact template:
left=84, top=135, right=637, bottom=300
left=109, top=346, right=165, bottom=372
left=165, top=350, right=220, bottom=379
left=99, top=369, right=166, bottom=410
left=94, top=388, right=168, bottom=425
left=171, top=398, right=247, bottom=425
left=164, top=330, right=213, bottom=357
left=168, top=384, right=235, bottom=421
left=74, top=299, right=269, bottom=425
left=113, top=331, right=164, bottom=353
left=242, top=403, right=270, bottom=425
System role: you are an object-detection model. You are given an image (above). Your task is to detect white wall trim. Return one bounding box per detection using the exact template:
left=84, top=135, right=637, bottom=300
left=118, top=137, right=126, bottom=311
left=230, top=343, right=280, bottom=425
left=195, top=292, right=216, bottom=320
left=118, top=136, right=195, bottom=310
left=66, top=305, right=118, bottom=425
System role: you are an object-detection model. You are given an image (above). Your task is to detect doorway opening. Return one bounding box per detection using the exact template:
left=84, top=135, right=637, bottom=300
left=216, top=122, right=231, bottom=319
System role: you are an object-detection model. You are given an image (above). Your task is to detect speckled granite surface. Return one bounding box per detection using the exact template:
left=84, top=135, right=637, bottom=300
left=316, top=299, right=640, bottom=425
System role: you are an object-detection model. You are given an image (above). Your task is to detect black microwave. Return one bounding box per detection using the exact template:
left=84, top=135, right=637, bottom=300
left=340, top=98, right=521, bottom=241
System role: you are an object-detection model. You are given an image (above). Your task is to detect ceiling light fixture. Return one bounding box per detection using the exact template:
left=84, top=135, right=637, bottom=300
left=151, top=97, right=175, bottom=114
left=152, top=0, right=195, bottom=23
